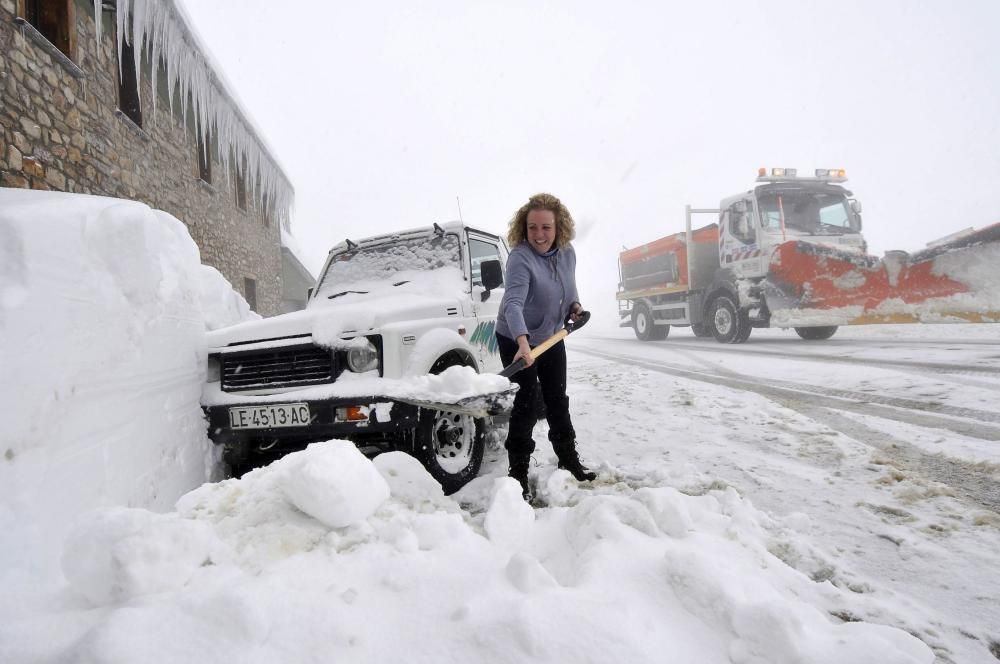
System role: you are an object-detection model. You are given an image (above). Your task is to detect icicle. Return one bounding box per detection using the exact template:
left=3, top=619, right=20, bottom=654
left=131, top=0, right=144, bottom=102
left=115, top=0, right=125, bottom=84
left=90, top=0, right=295, bottom=230
left=93, top=0, right=102, bottom=45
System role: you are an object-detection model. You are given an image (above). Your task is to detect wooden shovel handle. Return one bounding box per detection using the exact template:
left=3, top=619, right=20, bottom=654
left=528, top=328, right=569, bottom=361
left=497, top=310, right=589, bottom=379
left=497, top=328, right=570, bottom=378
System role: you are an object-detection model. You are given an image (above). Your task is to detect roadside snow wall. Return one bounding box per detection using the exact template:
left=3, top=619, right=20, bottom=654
left=0, top=190, right=255, bottom=602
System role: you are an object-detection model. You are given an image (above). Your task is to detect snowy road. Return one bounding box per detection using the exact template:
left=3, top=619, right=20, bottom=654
left=573, top=333, right=1000, bottom=510
left=544, top=325, right=1000, bottom=663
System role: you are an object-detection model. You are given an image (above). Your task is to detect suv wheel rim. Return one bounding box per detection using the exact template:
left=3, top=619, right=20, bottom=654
left=433, top=411, right=474, bottom=472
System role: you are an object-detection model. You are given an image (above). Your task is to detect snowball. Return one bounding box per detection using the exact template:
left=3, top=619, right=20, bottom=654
left=279, top=442, right=389, bottom=528
left=61, top=507, right=215, bottom=606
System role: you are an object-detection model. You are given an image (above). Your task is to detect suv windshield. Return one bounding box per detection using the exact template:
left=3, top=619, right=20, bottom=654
left=316, top=232, right=462, bottom=297
left=757, top=190, right=857, bottom=235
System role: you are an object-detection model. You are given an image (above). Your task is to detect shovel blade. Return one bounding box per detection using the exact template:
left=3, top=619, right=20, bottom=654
left=394, top=386, right=518, bottom=418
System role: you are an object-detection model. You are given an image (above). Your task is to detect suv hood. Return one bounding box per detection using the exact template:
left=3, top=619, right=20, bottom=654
left=208, top=292, right=465, bottom=350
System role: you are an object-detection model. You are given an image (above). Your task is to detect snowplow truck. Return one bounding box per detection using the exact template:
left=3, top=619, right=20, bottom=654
left=617, top=168, right=1000, bottom=343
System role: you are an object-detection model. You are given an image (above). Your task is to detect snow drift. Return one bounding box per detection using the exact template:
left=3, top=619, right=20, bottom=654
left=0, top=190, right=255, bottom=607
left=0, top=444, right=933, bottom=663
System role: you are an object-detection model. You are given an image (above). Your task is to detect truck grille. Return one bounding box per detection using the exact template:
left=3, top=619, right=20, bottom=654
left=221, top=345, right=337, bottom=391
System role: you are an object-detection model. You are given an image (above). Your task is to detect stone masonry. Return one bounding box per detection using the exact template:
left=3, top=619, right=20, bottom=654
left=0, top=0, right=288, bottom=316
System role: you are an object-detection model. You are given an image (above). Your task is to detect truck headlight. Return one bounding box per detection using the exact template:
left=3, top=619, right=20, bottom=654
left=207, top=357, right=221, bottom=382
left=346, top=338, right=379, bottom=373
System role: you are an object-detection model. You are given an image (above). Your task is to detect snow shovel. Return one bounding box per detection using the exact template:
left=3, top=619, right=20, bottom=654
left=498, top=310, right=590, bottom=377
left=397, top=311, right=591, bottom=418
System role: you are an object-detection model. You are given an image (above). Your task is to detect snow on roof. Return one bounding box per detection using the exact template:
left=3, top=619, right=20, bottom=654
left=279, top=226, right=315, bottom=282
left=92, top=0, right=295, bottom=231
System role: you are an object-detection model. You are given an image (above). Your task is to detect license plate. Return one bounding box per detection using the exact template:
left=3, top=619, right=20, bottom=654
left=228, top=403, right=311, bottom=430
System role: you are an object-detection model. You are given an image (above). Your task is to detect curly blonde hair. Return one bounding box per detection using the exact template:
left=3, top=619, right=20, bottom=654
left=506, top=192, right=576, bottom=249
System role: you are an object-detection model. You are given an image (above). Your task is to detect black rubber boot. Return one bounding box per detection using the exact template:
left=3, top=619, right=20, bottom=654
left=555, top=445, right=597, bottom=482
left=508, top=454, right=533, bottom=502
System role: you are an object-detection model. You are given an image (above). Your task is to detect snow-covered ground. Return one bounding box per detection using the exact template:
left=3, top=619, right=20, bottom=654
left=3, top=190, right=998, bottom=663
left=567, top=324, right=1000, bottom=663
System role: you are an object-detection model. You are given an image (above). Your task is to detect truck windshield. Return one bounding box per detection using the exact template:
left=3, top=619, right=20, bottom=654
left=757, top=191, right=856, bottom=235
left=316, top=232, right=462, bottom=297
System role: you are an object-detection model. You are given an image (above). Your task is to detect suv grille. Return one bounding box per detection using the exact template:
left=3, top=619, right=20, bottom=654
left=221, top=344, right=336, bottom=391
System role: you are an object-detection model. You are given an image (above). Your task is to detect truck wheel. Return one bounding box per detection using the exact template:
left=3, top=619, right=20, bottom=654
left=632, top=305, right=668, bottom=341
left=736, top=320, right=753, bottom=343
left=691, top=323, right=713, bottom=338
left=794, top=326, right=838, bottom=341
left=709, top=295, right=750, bottom=344
left=413, top=408, right=485, bottom=494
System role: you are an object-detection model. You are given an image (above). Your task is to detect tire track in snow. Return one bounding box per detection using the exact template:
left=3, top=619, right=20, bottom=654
left=573, top=347, right=1000, bottom=512
left=589, top=336, right=1000, bottom=380
left=762, top=397, right=1000, bottom=514
left=573, top=347, right=1000, bottom=431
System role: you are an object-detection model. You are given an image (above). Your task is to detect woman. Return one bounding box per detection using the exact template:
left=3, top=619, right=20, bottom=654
left=495, top=192, right=596, bottom=501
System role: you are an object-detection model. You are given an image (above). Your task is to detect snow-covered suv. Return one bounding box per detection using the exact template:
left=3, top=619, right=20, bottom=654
left=202, top=222, right=510, bottom=493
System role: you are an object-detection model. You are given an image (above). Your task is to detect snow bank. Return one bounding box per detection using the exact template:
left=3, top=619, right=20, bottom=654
left=0, top=190, right=255, bottom=611
left=0, top=444, right=933, bottom=663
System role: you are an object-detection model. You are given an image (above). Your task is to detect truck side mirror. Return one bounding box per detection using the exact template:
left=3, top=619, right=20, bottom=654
left=849, top=199, right=863, bottom=230
left=480, top=260, right=503, bottom=290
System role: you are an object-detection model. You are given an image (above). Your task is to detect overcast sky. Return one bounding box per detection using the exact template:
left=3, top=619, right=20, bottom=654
left=178, top=0, right=1000, bottom=311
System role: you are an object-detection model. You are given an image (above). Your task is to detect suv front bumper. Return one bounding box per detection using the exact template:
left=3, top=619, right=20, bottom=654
left=205, top=396, right=420, bottom=456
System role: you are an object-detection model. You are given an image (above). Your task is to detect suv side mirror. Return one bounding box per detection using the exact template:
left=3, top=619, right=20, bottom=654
left=480, top=260, right=503, bottom=290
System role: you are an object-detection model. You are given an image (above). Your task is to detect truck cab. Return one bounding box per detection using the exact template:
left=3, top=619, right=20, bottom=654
left=718, top=170, right=866, bottom=282
left=202, top=222, right=509, bottom=493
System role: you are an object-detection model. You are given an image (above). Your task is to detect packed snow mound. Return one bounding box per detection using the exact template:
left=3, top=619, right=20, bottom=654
left=1, top=443, right=932, bottom=663
left=0, top=189, right=257, bottom=613
left=278, top=441, right=390, bottom=528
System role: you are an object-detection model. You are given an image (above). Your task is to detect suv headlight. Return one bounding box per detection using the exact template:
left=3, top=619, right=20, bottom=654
left=346, top=338, right=379, bottom=373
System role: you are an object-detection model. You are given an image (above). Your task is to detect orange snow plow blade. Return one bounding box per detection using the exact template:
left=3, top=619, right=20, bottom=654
left=764, top=222, right=1000, bottom=327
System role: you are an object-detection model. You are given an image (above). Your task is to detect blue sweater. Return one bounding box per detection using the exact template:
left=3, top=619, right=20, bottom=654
left=497, top=243, right=580, bottom=343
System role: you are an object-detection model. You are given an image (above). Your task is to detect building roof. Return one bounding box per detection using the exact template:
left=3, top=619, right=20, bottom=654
left=96, top=0, right=295, bottom=229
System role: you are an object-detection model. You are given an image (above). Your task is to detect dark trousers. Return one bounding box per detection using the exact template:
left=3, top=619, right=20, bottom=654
left=496, top=332, right=576, bottom=457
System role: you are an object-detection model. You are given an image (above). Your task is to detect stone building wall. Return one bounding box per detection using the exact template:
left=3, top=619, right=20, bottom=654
left=0, top=0, right=286, bottom=316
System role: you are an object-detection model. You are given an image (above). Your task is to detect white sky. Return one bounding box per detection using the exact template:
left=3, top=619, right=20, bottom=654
left=178, top=0, right=1000, bottom=304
